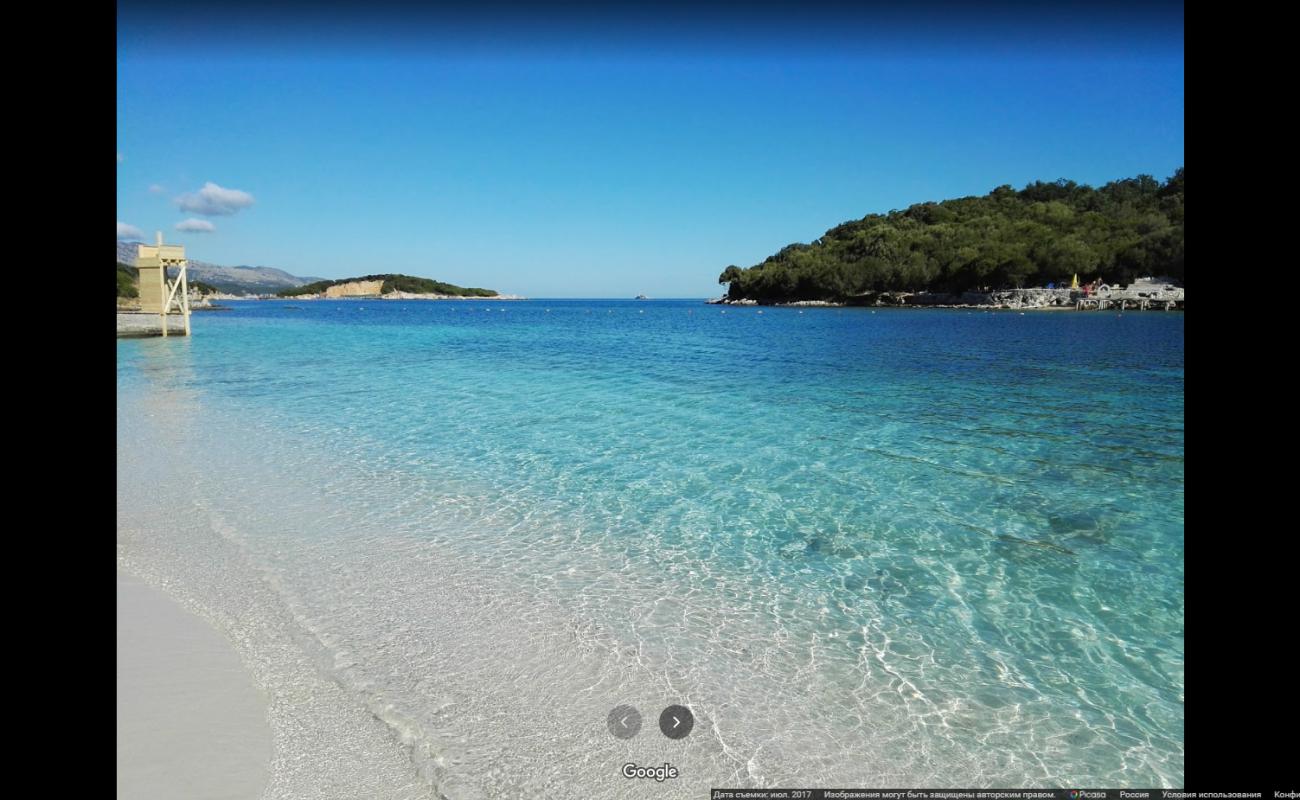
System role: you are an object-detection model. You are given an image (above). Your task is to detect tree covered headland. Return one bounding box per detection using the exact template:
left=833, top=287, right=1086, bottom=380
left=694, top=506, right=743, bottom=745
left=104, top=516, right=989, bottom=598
left=277, top=274, right=498, bottom=298
left=719, top=168, right=1183, bottom=303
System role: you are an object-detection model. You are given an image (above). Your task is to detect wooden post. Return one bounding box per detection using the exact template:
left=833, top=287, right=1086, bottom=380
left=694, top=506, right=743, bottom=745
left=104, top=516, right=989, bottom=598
left=157, top=231, right=168, bottom=337
left=180, top=259, right=190, bottom=336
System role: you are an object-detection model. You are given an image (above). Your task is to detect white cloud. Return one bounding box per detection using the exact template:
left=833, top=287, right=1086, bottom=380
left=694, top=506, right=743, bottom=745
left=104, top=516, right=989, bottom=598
left=117, top=222, right=144, bottom=240
left=117, top=152, right=124, bottom=163
left=148, top=184, right=166, bottom=194
left=175, top=218, right=216, bottom=233
left=175, top=182, right=255, bottom=216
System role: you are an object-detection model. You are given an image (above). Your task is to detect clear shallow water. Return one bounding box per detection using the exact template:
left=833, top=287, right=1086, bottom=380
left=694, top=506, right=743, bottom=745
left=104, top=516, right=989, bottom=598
left=117, top=300, right=1183, bottom=795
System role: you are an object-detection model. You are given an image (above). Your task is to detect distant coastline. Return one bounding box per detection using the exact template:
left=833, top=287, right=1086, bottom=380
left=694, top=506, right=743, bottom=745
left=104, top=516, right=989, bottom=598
left=280, top=291, right=528, bottom=301
left=117, top=255, right=524, bottom=303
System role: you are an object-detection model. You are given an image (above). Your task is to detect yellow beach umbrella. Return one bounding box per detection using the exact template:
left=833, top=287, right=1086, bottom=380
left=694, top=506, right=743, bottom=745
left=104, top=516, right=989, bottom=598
left=1070, top=273, right=1079, bottom=289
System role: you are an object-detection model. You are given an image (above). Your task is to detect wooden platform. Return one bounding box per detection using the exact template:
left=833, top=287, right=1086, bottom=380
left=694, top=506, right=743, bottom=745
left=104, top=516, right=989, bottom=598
left=117, top=312, right=189, bottom=338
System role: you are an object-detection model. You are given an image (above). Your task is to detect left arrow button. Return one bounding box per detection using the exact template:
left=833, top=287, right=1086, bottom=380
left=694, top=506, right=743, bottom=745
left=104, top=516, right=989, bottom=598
left=607, top=705, right=642, bottom=739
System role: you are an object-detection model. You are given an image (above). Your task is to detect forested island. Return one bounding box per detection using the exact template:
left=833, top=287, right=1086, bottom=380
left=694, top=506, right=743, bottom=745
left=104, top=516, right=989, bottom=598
left=277, top=274, right=498, bottom=298
left=718, top=169, right=1183, bottom=304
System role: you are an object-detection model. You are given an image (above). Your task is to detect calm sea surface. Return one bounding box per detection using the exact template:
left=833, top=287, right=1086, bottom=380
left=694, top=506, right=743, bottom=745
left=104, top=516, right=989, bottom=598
left=117, top=300, right=1184, bottom=795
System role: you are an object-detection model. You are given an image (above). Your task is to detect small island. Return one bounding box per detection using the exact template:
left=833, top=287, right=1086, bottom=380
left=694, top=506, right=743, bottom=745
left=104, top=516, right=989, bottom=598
left=277, top=274, right=512, bottom=299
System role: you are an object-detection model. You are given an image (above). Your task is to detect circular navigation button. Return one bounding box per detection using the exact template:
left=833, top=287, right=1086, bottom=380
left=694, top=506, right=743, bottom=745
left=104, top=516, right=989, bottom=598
left=658, top=704, right=694, bottom=739
left=607, top=705, right=642, bottom=739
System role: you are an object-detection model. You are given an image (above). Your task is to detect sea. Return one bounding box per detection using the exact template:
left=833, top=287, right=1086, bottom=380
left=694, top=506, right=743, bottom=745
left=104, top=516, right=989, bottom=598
left=117, top=299, right=1184, bottom=798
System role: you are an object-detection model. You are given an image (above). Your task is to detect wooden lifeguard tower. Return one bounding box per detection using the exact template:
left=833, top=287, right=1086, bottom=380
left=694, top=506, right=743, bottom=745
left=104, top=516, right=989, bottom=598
left=136, top=231, right=191, bottom=336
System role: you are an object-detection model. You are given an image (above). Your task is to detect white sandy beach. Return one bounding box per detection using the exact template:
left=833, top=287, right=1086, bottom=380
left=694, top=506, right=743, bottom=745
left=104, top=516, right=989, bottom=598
left=117, top=570, right=271, bottom=800
left=118, top=373, right=435, bottom=799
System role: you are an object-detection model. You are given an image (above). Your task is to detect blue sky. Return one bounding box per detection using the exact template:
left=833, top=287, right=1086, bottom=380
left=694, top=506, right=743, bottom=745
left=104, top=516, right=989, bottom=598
left=117, top=4, right=1183, bottom=298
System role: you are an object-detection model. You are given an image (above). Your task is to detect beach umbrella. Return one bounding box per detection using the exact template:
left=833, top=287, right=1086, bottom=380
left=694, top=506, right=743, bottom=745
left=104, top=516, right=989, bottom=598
left=1070, top=273, right=1079, bottom=289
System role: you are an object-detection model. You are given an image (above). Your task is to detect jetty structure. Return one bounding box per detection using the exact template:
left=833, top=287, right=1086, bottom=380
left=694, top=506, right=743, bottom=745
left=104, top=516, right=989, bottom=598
left=905, top=278, right=1184, bottom=310
left=118, top=232, right=191, bottom=337
left=900, top=279, right=1185, bottom=310
left=1072, top=278, right=1184, bottom=311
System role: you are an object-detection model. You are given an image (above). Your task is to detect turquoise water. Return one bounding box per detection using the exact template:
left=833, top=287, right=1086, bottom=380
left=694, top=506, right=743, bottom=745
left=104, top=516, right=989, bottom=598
left=117, top=300, right=1184, bottom=795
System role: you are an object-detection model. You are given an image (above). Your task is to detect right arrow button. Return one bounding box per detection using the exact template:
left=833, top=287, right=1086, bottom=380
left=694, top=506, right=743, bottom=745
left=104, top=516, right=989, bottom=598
left=658, top=704, right=694, bottom=739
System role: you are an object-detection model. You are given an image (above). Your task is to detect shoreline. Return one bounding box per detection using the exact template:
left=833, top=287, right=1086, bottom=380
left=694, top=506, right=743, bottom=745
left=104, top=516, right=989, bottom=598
left=117, top=569, right=272, bottom=800
left=708, top=298, right=1185, bottom=311
left=118, top=379, right=441, bottom=799
left=708, top=283, right=1184, bottom=310
left=263, top=292, right=527, bottom=301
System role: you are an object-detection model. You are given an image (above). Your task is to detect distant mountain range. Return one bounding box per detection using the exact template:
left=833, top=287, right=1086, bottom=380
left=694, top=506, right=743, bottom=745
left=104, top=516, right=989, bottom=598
left=116, top=241, right=326, bottom=296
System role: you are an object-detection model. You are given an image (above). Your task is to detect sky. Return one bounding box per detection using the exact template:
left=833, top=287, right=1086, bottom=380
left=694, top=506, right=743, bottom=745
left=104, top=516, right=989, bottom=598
left=116, top=2, right=1184, bottom=298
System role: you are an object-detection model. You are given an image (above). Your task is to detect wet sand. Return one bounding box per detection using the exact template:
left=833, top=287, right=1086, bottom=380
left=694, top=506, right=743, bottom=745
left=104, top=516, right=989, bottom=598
left=117, top=570, right=271, bottom=799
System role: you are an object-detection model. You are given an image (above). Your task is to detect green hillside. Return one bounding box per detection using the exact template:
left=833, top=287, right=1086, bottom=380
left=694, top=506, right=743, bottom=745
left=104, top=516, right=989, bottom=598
left=719, top=168, right=1184, bottom=303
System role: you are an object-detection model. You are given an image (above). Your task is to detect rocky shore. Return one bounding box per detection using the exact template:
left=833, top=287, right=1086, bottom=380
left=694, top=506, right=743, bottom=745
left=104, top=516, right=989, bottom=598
left=379, top=291, right=526, bottom=300
left=116, top=293, right=234, bottom=312
left=709, top=280, right=1184, bottom=310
